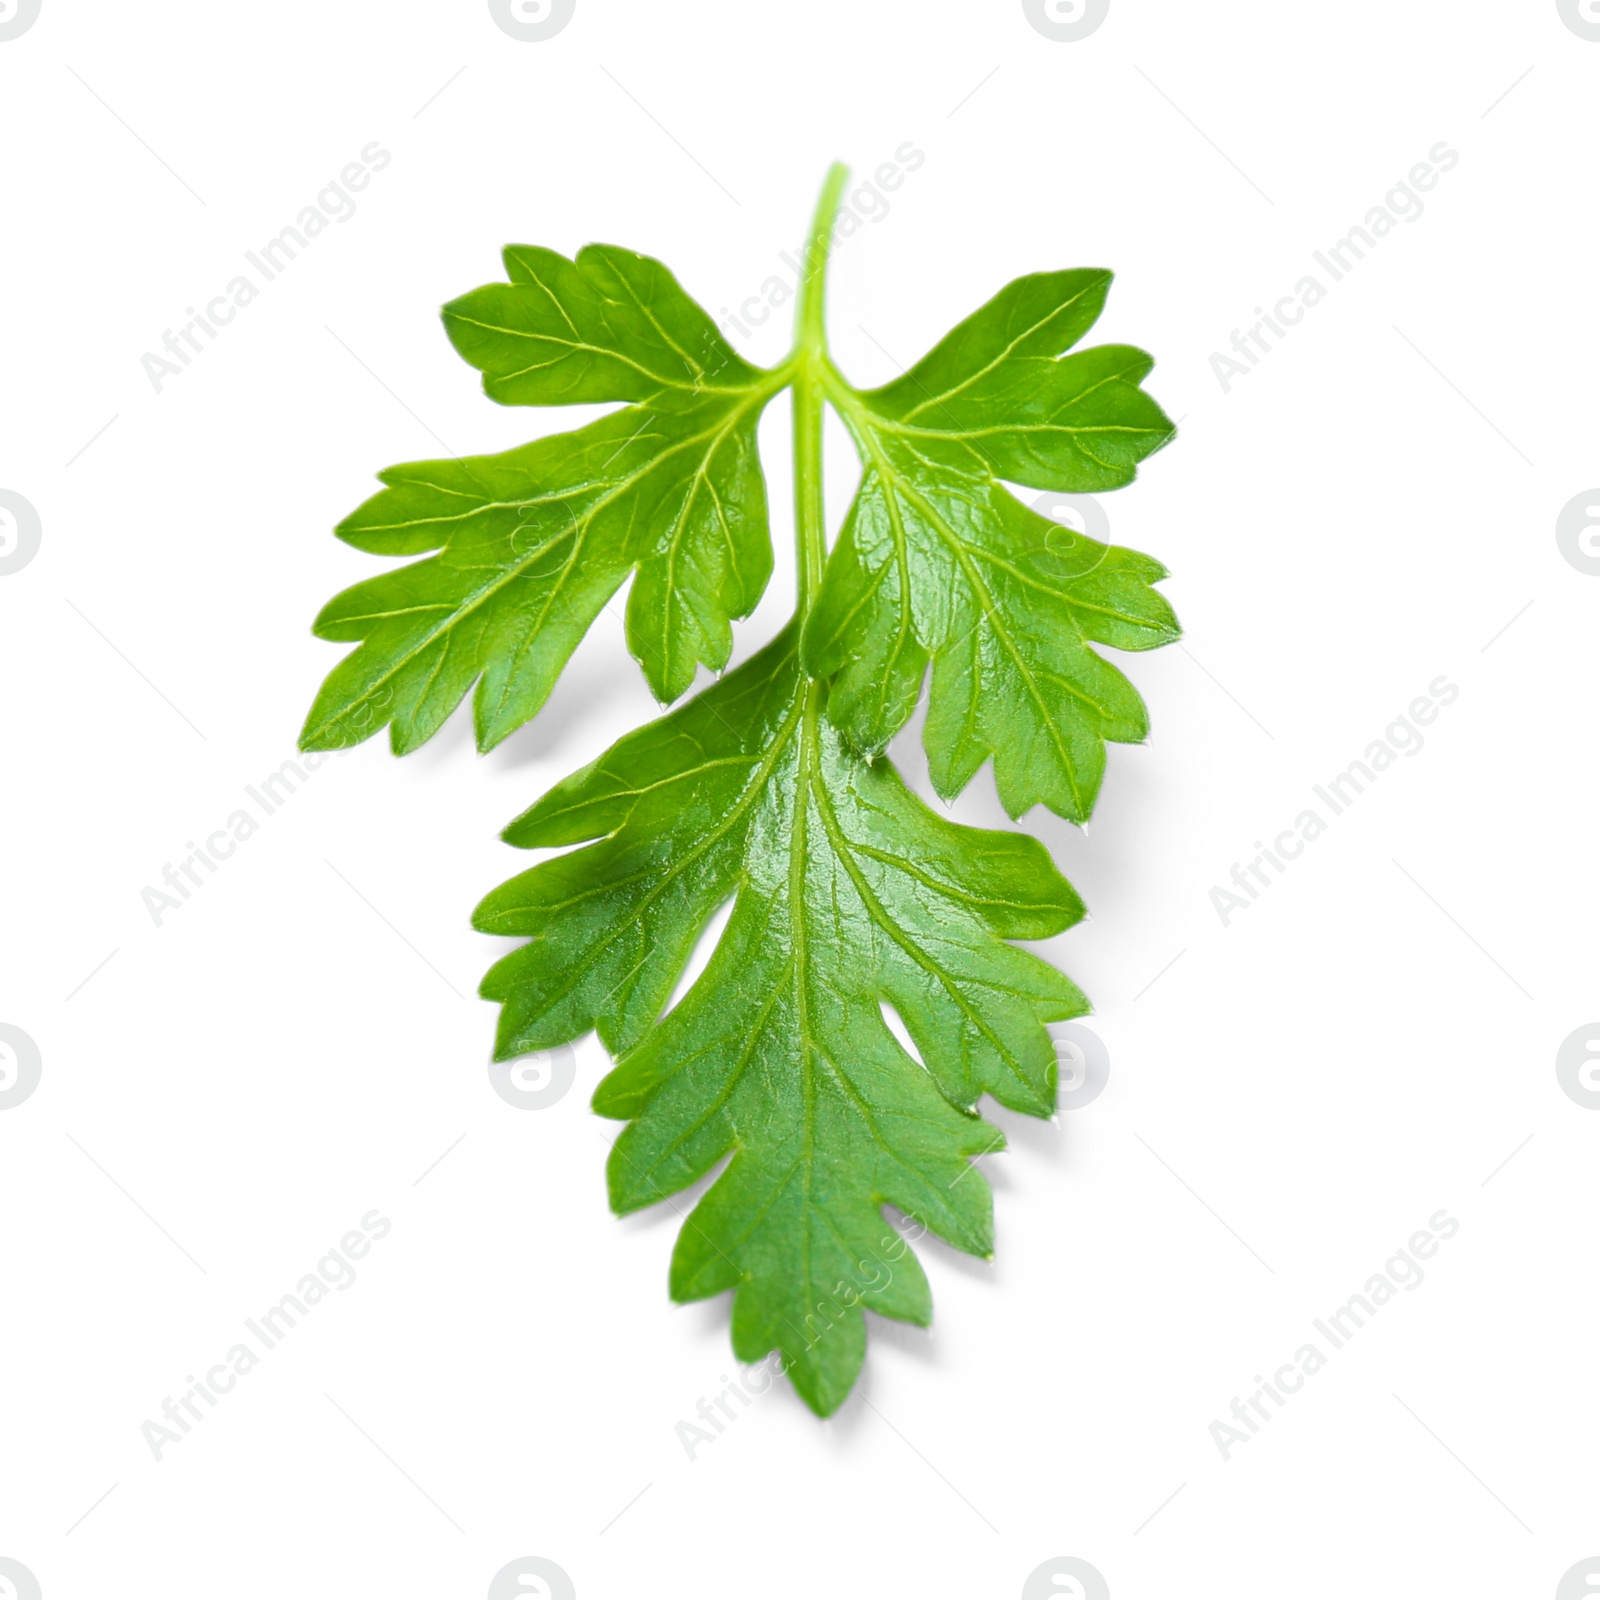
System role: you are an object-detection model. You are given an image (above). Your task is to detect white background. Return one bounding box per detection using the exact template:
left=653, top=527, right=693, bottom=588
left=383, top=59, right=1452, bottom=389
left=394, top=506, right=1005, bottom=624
left=3, top=2, right=1598, bottom=1596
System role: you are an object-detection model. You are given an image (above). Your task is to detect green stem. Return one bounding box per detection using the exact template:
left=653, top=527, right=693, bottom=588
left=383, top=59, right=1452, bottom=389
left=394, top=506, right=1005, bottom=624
left=791, top=163, right=848, bottom=613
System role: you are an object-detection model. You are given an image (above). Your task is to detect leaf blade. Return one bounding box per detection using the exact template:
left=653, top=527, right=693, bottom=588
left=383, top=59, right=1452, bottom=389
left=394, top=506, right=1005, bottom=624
left=805, top=268, right=1178, bottom=818
left=476, top=634, right=1087, bottom=1413
left=301, top=381, right=778, bottom=753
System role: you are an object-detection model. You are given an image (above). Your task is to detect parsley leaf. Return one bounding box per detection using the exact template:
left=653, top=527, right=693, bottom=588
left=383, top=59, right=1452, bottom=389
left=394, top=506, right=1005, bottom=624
left=305, top=167, right=1177, bottom=1412
left=300, top=247, right=780, bottom=754
left=803, top=271, right=1178, bottom=820
left=475, top=630, right=1086, bottom=1414
left=442, top=242, right=755, bottom=406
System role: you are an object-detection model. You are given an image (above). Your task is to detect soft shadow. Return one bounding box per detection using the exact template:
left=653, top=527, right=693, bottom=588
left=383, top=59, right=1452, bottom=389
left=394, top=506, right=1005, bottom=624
left=611, top=1150, right=731, bottom=1242
left=485, top=643, right=659, bottom=778
left=985, top=1099, right=1068, bottom=1163
left=402, top=694, right=480, bottom=774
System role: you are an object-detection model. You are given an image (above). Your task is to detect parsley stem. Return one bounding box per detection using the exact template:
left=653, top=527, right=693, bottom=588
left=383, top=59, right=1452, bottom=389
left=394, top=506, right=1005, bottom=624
left=791, top=162, right=848, bottom=612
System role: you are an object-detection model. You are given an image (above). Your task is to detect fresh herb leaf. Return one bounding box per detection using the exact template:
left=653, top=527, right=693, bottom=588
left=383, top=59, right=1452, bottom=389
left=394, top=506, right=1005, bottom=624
left=802, top=272, right=1178, bottom=820
left=299, top=248, right=781, bottom=753
left=475, top=629, right=1086, bottom=1414
left=442, top=243, right=756, bottom=406
left=303, top=167, right=1177, bottom=1413
left=848, top=269, right=1170, bottom=491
